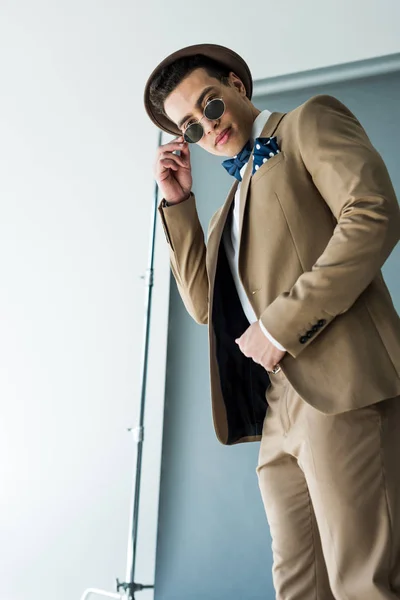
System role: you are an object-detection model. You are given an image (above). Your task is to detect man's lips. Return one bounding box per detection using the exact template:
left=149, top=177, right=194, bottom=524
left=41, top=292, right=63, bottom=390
left=215, top=127, right=231, bottom=145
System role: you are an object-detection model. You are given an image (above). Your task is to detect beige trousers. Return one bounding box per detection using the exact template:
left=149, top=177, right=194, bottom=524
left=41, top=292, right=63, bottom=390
left=256, top=368, right=400, bottom=600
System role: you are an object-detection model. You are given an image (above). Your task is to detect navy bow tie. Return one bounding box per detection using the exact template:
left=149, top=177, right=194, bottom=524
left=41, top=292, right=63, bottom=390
left=221, top=141, right=252, bottom=182
left=222, top=137, right=280, bottom=181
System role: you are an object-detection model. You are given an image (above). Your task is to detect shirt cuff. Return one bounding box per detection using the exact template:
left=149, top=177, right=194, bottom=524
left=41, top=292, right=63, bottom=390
left=258, top=320, right=286, bottom=352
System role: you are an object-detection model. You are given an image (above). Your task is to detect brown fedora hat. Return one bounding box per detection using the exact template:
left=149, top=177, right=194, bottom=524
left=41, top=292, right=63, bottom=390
left=144, top=43, right=253, bottom=136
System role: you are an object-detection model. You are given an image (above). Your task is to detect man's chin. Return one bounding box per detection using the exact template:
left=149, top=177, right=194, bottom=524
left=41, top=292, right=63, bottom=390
left=227, top=134, right=248, bottom=157
left=224, top=145, right=245, bottom=159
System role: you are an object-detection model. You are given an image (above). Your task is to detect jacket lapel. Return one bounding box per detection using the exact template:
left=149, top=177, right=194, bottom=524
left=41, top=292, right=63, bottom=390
left=208, top=111, right=286, bottom=312
left=238, top=111, right=286, bottom=245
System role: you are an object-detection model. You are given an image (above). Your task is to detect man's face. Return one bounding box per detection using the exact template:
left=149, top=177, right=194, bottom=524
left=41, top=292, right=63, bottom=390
left=164, top=68, right=257, bottom=158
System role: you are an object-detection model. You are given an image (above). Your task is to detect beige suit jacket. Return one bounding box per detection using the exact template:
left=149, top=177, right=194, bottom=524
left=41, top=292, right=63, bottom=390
left=159, top=94, right=400, bottom=445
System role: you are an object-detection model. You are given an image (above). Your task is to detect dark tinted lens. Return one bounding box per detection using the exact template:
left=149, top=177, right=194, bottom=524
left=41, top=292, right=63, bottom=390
left=184, top=122, right=203, bottom=144
left=204, top=98, right=224, bottom=120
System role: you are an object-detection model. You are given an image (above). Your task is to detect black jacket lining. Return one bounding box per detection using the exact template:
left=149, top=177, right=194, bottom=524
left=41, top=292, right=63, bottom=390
left=212, top=242, right=270, bottom=445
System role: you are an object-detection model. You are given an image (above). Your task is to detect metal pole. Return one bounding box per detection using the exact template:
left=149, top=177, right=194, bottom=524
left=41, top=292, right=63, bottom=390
left=80, top=130, right=162, bottom=600
left=123, top=129, right=162, bottom=594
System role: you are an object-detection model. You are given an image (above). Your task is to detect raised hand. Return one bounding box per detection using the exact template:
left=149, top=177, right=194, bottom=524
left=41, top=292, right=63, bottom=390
left=154, top=136, right=192, bottom=205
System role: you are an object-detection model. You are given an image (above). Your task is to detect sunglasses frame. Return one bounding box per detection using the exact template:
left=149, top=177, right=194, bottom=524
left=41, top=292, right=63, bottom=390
left=183, top=97, right=226, bottom=144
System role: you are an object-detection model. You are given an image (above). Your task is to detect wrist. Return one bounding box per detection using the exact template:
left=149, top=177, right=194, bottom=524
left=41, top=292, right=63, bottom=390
left=258, top=319, right=286, bottom=352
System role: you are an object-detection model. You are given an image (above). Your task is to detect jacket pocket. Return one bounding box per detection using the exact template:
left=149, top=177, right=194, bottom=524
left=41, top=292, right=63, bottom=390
left=251, top=151, right=285, bottom=184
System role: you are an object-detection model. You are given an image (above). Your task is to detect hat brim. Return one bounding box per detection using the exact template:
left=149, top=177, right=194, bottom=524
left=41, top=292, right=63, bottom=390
left=144, top=43, right=253, bottom=136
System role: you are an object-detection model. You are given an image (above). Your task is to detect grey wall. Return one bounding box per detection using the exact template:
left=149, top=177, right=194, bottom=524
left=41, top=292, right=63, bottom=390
left=154, top=70, right=400, bottom=600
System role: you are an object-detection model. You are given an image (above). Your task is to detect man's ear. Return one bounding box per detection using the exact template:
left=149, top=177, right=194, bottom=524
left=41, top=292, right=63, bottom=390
left=228, top=71, right=246, bottom=95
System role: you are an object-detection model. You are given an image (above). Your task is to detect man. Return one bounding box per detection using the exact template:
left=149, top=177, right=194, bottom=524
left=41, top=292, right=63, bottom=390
left=144, top=43, right=400, bottom=599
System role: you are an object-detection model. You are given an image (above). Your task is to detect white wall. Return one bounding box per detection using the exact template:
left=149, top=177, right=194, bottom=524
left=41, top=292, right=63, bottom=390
left=140, top=0, right=400, bottom=82
left=0, top=2, right=399, bottom=600
left=0, top=3, right=164, bottom=600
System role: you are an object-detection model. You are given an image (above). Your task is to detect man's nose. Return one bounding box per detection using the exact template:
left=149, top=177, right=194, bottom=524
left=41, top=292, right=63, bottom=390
left=202, top=116, right=218, bottom=135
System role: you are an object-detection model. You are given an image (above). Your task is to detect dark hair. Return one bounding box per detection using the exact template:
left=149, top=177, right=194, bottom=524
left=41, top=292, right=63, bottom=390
left=149, top=54, right=231, bottom=117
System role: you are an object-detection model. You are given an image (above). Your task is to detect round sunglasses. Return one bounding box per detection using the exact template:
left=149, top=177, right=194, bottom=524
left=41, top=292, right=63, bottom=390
left=183, top=97, right=225, bottom=144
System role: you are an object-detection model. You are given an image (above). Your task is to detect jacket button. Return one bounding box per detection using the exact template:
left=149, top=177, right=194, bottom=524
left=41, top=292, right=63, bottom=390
left=311, top=325, right=319, bottom=332
left=306, top=331, right=313, bottom=338
left=317, top=319, right=326, bottom=328
left=300, top=336, right=307, bottom=344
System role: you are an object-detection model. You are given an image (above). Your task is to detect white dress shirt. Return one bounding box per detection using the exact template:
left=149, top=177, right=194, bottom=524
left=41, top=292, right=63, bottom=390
left=222, top=110, right=286, bottom=352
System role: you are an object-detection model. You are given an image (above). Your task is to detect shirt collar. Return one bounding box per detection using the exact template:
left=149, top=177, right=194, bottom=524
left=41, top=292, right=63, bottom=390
left=250, top=109, right=272, bottom=145
left=236, top=109, right=272, bottom=176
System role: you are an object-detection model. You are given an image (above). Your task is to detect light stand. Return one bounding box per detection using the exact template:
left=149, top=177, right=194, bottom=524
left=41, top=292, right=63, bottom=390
left=80, top=131, right=163, bottom=600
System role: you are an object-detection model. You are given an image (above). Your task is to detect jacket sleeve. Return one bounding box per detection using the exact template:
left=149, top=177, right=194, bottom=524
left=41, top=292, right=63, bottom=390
left=158, top=193, right=209, bottom=324
left=260, top=94, right=400, bottom=358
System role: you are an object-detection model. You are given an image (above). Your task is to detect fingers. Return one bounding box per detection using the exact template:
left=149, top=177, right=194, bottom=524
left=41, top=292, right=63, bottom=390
left=155, top=137, right=190, bottom=177
left=177, top=138, right=191, bottom=160
left=235, top=336, right=250, bottom=357
left=235, top=332, right=283, bottom=372
left=159, top=158, right=179, bottom=172
left=157, top=137, right=186, bottom=155
left=158, top=136, right=191, bottom=160
left=159, top=151, right=186, bottom=169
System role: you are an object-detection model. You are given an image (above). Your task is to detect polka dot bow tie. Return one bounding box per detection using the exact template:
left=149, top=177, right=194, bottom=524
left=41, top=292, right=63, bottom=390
left=222, top=136, right=281, bottom=182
